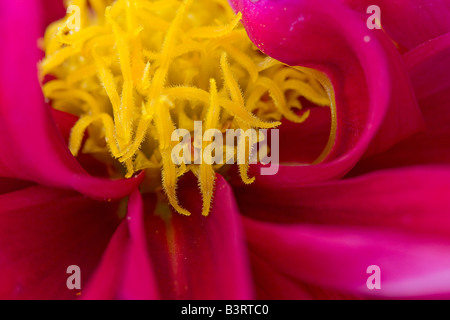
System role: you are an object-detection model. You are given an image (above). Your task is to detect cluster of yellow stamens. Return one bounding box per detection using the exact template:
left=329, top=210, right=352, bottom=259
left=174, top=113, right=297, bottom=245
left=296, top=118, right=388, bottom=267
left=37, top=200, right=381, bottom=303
left=40, top=0, right=330, bottom=216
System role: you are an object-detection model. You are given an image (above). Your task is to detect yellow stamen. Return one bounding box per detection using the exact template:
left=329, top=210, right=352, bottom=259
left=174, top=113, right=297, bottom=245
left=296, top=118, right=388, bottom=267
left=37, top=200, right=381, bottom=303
left=199, top=79, right=220, bottom=216
left=155, top=96, right=192, bottom=216
left=40, top=0, right=331, bottom=216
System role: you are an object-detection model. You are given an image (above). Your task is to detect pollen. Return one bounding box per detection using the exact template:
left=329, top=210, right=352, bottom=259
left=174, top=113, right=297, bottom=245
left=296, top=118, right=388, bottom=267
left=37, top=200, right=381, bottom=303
left=39, top=0, right=330, bottom=216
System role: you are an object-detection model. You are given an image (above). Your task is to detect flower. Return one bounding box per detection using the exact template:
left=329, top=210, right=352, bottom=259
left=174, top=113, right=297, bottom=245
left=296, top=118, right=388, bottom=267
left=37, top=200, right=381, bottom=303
left=0, top=0, right=449, bottom=300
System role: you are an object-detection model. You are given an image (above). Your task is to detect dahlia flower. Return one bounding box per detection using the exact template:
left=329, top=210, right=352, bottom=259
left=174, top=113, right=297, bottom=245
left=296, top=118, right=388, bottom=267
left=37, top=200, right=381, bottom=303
left=0, top=0, right=449, bottom=299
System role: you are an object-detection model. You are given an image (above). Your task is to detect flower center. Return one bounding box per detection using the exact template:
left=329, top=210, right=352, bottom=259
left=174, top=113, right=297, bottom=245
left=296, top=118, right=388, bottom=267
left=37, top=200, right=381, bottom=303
left=39, top=0, right=330, bottom=216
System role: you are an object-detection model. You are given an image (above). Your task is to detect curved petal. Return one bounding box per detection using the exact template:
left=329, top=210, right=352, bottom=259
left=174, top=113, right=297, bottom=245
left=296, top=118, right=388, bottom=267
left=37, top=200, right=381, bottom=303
left=236, top=166, right=450, bottom=237
left=229, top=0, right=422, bottom=187
left=244, top=217, right=450, bottom=299
left=144, top=174, right=254, bottom=299
left=340, top=0, right=450, bottom=51
left=0, top=1, right=143, bottom=199
left=350, top=32, right=450, bottom=174
left=0, top=186, right=120, bottom=300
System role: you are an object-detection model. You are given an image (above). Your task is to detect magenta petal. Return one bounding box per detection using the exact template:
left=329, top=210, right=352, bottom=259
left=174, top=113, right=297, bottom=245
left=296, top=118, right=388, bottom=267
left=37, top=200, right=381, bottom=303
left=0, top=186, right=120, bottom=299
left=237, top=166, right=450, bottom=237
left=39, top=0, right=66, bottom=32
left=405, top=33, right=450, bottom=99
left=244, top=217, right=450, bottom=298
left=144, top=174, right=254, bottom=299
left=85, top=178, right=253, bottom=301
left=82, top=220, right=129, bottom=300
left=0, top=1, right=143, bottom=199
left=340, top=0, right=450, bottom=50
left=51, top=109, right=80, bottom=144
left=230, top=0, right=422, bottom=186
left=249, top=250, right=315, bottom=299
left=238, top=165, right=450, bottom=298
left=83, top=190, right=159, bottom=300
left=119, top=190, right=159, bottom=300
left=249, top=252, right=361, bottom=299
left=278, top=107, right=331, bottom=164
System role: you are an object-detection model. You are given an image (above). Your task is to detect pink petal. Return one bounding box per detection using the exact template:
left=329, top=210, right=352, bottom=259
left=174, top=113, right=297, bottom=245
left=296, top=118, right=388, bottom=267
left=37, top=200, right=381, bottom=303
left=229, top=0, right=422, bottom=187
left=0, top=186, right=120, bottom=299
left=144, top=174, right=254, bottom=299
left=0, top=1, right=143, bottom=199
left=244, top=217, right=450, bottom=298
left=340, top=0, right=450, bottom=50
left=237, top=166, right=450, bottom=237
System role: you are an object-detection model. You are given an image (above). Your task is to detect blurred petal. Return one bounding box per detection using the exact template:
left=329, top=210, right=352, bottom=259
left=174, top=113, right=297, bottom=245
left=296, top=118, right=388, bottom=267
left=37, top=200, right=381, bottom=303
left=244, top=217, right=450, bottom=299
left=40, top=0, right=66, bottom=32
left=406, top=33, right=450, bottom=99
left=144, top=174, right=254, bottom=299
left=350, top=32, right=450, bottom=174
left=0, top=1, right=143, bottom=199
left=249, top=251, right=313, bottom=299
left=230, top=0, right=422, bottom=187
left=0, top=186, right=120, bottom=299
left=51, top=109, right=79, bottom=144
left=249, top=252, right=361, bottom=299
left=0, top=178, right=32, bottom=195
